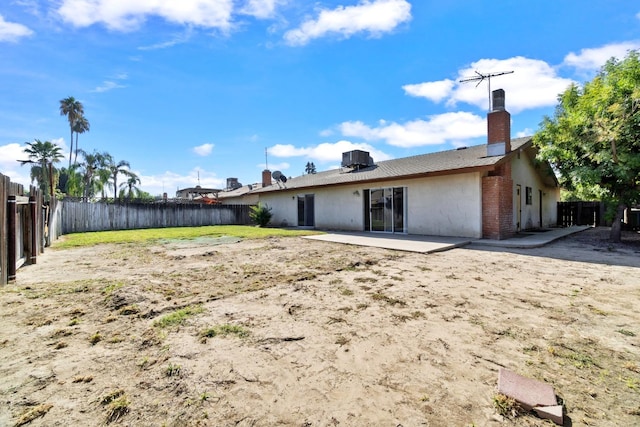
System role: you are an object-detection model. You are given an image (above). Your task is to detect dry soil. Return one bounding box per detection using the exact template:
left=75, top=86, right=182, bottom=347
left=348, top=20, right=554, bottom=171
left=1, top=227, right=639, bottom=426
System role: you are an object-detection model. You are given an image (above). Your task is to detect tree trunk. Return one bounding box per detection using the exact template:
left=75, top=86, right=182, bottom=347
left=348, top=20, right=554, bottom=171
left=609, top=203, right=626, bottom=243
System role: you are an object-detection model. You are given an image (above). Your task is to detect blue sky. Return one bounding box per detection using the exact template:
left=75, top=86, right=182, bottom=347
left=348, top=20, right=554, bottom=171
left=1, top=0, right=639, bottom=197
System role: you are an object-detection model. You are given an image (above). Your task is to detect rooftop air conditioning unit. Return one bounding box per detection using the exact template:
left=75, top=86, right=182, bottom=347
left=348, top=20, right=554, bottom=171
left=341, top=150, right=373, bottom=169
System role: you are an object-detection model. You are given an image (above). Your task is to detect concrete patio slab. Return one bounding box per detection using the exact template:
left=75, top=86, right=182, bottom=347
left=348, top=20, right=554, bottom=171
left=301, top=226, right=590, bottom=253
left=302, top=232, right=471, bottom=254
left=471, top=226, right=591, bottom=249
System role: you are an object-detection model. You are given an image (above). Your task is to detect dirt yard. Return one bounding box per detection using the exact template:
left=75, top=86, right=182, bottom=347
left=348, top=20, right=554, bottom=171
left=1, top=228, right=639, bottom=427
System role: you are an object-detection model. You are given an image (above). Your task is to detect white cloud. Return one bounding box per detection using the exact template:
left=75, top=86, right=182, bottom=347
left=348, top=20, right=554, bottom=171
left=193, top=143, right=214, bottom=156
left=138, top=29, right=193, bottom=50
left=240, top=0, right=286, bottom=19
left=260, top=161, right=290, bottom=171
left=339, top=112, right=486, bottom=148
left=0, top=14, right=34, bottom=42
left=563, top=41, right=640, bottom=71
left=283, top=0, right=411, bottom=46
left=269, top=140, right=391, bottom=163
left=0, top=143, right=30, bottom=185
left=91, top=81, right=126, bottom=93
left=516, top=128, right=533, bottom=138
left=56, top=0, right=235, bottom=32
left=425, top=56, right=574, bottom=113
left=403, top=79, right=455, bottom=102
left=136, top=168, right=225, bottom=196
left=91, top=73, right=128, bottom=92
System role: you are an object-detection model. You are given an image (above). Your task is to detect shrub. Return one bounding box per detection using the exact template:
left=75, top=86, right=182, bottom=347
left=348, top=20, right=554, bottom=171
left=249, top=203, right=272, bottom=227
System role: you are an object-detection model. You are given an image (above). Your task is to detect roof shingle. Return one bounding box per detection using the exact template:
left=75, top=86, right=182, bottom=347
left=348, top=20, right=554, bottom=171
left=255, top=137, right=532, bottom=193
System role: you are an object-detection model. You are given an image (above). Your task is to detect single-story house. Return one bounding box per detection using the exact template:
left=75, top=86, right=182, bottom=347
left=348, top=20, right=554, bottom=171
left=253, top=90, right=560, bottom=239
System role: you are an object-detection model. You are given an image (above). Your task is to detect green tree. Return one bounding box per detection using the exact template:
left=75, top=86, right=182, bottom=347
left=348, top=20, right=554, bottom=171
left=305, top=161, right=316, bottom=174
left=58, top=166, right=84, bottom=198
left=72, top=115, right=90, bottom=165
left=76, top=149, right=111, bottom=201
left=120, top=172, right=142, bottom=200
left=18, top=139, right=64, bottom=201
left=106, top=157, right=131, bottom=200
left=59, top=96, right=85, bottom=168
left=534, top=50, right=640, bottom=242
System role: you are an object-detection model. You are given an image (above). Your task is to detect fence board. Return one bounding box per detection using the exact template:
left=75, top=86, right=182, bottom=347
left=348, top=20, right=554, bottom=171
left=557, top=201, right=603, bottom=227
left=60, top=201, right=252, bottom=234
left=1, top=174, right=48, bottom=284
left=0, top=174, right=8, bottom=285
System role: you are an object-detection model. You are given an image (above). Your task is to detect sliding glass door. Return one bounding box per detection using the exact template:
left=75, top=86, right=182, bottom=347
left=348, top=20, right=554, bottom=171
left=365, top=187, right=406, bottom=233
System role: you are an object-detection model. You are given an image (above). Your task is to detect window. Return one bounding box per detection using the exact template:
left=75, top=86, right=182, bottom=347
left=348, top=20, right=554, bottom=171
left=525, top=187, right=533, bottom=205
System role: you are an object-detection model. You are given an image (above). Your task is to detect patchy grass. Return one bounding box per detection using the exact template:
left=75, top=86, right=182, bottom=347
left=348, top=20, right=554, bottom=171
left=100, top=389, right=125, bottom=405
left=153, top=305, right=203, bottom=328
left=165, top=363, right=182, bottom=377
left=339, top=288, right=354, bottom=296
left=371, top=292, right=406, bottom=306
left=199, top=324, right=249, bottom=342
left=102, top=282, right=125, bottom=296
left=100, top=391, right=130, bottom=424
left=54, top=225, right=322, bottom=249
left=14, top=403, right=53, bottom=426
left=492, top=394, right=522, bottom=418
left=547, top=344, right=599, bottom=369
left=89, top=332, right=102, bottom=345
left=119, top=305, right=140, bottom=315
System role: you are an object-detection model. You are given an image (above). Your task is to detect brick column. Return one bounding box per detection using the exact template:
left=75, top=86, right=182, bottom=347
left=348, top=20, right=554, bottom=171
left=482, top=163, right=514, bottom=240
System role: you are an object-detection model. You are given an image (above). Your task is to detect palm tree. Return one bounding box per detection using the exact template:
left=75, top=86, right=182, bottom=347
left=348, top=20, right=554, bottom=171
left=18, top=139, right=64, bottom=201
left=59, top=96, right=84, bottom=168
left=72, top=115, right=90, bottom=165
left=120, top=172, right=142, bottom=201
left=107, top=158, right=131, bottom=200
left=58, top=166, right=83, bottom=198
left=76, top=149, right=110, bottom=201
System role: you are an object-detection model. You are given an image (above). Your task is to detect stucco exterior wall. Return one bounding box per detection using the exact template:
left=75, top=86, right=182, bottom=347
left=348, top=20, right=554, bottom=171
left=218, top=193, right=259, bottom=205
left=258, top=172, right=483, bottom=238
left=510, top=151, right=559, bottom=230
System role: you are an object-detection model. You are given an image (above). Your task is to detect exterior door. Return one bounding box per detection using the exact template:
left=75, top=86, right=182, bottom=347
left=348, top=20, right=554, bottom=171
left=367, top=187, right=405, bottom=233
left=297, top=195, right=315, bottom=226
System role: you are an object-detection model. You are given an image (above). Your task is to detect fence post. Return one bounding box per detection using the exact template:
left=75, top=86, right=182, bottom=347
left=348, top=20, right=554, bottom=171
left=29, top=196, right=37, bottom=264
left=7, top=196, right=17, bottom=282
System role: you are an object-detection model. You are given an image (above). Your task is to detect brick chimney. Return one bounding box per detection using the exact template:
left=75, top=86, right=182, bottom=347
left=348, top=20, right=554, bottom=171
left=487, top=89, right=511, bottom=156
left=262, top=169, right=272, bottom=188
left=481, top=88, right=514, bottom=240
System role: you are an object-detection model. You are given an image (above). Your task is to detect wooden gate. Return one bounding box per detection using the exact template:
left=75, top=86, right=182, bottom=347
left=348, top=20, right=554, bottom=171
left=1, top=173, right=45, bottom=285
left=557, top=201, right=603, bottom=227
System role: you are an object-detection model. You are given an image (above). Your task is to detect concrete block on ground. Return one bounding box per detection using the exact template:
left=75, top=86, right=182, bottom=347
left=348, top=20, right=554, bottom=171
left=533, top=405, right=564, bottom=426
left=497, top=368, right=557, bottom=410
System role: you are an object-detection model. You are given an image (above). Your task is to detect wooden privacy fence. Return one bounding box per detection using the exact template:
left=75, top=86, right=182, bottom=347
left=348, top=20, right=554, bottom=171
left=1, top=173, right=47, bottom=285
left=60, top=201, right=252, bottom=234
left=557, top=201, right=604, bottom=227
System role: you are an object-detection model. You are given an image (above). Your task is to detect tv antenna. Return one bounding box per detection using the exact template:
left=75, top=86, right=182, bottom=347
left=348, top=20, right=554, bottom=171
left=459, top=70, right=514, bottom=111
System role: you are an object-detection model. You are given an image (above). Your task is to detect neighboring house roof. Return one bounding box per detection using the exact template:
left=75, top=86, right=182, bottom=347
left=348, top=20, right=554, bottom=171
left=255, top=137, right=546, bottom=194
left=218, top=183, right=263, bottom=200
left=176, top=186, right=221, bottom=196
